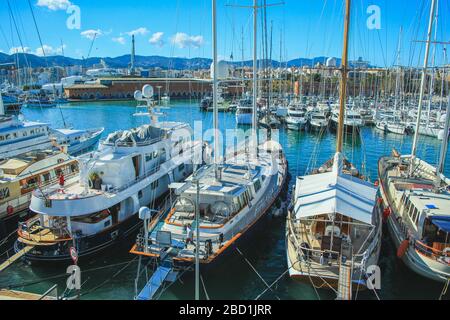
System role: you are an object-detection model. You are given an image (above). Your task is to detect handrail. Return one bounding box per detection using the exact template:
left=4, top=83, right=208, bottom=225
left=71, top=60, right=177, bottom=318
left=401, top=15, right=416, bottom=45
left=414, top=240, right=450, bottom=259
left=287, top=214, right=377, bottom=269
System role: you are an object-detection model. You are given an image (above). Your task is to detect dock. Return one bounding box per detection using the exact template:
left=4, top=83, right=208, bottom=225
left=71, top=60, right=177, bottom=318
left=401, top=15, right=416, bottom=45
left=0, top=246, right=34, bottom=273
left=0, top=289, right=57, bottom=300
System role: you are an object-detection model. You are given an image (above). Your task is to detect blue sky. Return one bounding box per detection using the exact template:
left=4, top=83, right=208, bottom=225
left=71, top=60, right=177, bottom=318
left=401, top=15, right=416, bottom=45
left=0, top=0, right=448, bottom=67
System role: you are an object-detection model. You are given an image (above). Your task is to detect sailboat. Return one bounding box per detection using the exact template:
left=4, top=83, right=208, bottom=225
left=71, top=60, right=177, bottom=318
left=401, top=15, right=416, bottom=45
left=378, top=0, right=450, bottom=283
left=286, top=0, right=382, bottom=296
left=130, top=0, right=288, bottom=300
left=375, top=28, right=408, bottom=135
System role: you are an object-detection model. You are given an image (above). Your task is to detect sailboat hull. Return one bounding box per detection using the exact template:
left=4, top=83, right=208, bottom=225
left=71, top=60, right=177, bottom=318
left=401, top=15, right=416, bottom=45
left=378, top=156, right=450, bottom=283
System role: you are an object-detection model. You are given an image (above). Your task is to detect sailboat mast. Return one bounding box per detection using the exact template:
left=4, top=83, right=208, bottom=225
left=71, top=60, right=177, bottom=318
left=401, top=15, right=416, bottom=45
left=0, top=90, right=4, bottom=116
left=336, top=0, right=351, bottom=153
left=252, top=0, right=258, bottom=149
left=212, top=0, right=220, bottom=178
left=394, top=27, right=403, bottom=112
left=410, top=0, right=437, bottom=159
left=437, top=96, right=450, bottom=176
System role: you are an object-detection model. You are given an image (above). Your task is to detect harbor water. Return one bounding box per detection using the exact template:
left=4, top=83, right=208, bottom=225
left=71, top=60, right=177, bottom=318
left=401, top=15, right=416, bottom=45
left=0, top=100, right=449, bottom=300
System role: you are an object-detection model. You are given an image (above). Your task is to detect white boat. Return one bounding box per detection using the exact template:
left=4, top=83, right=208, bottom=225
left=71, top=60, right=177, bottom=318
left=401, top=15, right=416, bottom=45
left=0, top=91, right=104, bottom=159
left=131, top=0, right=288, bottom=300
left=308, top=111, right=329, bottom=131
left=331, top=109, right=364, bottom=133
left=287, top=153, right=381, bottom=290
left=360, top=109, right=375, bottom=126
left=286, top=104, right=307, bottom=131
left=25, top=98, right=56, bottom=108
left=375, top=117, right=407, bottom=135
left=161, top=94, right=170, bottom=103
left=132, top=141, right=287, bottom=269
left=286, top=0, right=381, bottom=298
left=378, top=0, right=450, bottom=284
left=236, top=98, right=253, bottom=125
left=50, top=128, right=104, bottom=156
left=15, top=86, right=205, bottom=263
left=0, top=150, right=79, bottom=241
left=378, top=153, right=450, bottom=283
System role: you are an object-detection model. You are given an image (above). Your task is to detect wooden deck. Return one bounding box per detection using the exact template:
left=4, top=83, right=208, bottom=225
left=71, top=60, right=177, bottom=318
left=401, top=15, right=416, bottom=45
left=0, top=289, right=56, bottom=300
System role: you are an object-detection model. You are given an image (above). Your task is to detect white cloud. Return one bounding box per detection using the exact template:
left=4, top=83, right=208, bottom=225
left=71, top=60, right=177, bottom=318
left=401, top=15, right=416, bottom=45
left=81, top=29, right=103, bottom=40
left=112, top=37, right=126, bottom=45
left=9, top=47, right=31, bottom=54
left=171, top=33, right=204, bottom=49
left=149, top=32, right=164, bottom=47
left=124, top=27, right=149, bottom=37
left=37, top=0, right=72, bottom=11
left=34, top=44, right=66, bottom=56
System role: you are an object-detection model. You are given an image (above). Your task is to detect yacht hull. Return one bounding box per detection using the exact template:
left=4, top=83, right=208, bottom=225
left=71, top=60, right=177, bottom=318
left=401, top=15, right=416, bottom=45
left=15, top=213, right=142, bottom=264
left=378, top=157, right=450, bottom=283
left=330, top=119, right=361, bottom=133
left=285, top=206, right=382, bottom=290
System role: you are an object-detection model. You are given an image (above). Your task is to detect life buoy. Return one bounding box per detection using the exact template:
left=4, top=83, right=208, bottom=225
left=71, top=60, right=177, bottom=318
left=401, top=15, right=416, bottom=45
left=374, top=180, right=379, bottom=187
left=397, top=239, right=409, bottom=258
left=377, top=197, right=383, bottom=205
left=7, top=206, right=14, bottom=216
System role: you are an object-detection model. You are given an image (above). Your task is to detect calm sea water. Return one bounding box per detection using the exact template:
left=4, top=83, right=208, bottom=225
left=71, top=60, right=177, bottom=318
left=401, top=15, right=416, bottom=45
left=0, top=100, right=449, bottom=300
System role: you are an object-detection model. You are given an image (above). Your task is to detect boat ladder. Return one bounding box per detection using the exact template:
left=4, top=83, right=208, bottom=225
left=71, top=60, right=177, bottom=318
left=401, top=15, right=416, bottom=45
left=0, top=246, right=34, bottom=273
left=136, top=260, right=179, bottom=300
left=336, top=259, right=353, bottom=300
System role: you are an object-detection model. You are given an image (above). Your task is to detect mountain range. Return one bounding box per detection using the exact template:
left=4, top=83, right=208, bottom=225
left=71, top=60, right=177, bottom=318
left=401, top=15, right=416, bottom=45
left=0, top=52, right=347, bottom=70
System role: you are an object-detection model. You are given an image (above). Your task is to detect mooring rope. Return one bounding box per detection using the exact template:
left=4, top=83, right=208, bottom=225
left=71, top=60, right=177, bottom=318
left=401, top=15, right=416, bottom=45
left=236, top=247, right=281, bottom=300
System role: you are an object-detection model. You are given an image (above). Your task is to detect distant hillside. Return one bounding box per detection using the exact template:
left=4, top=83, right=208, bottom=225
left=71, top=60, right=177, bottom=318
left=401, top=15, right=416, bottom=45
left=0, top=52, right=349, bottom=70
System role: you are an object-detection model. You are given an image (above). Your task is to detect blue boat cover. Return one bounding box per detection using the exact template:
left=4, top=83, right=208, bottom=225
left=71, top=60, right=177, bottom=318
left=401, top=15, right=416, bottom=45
left=431, top=216, right=450, bottom=233
left=137, top=266, right=171, bottom=300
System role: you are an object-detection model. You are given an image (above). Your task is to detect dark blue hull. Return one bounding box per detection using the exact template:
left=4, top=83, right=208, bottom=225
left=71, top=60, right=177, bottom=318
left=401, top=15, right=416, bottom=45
left=16, top=214, right=142, bottom=264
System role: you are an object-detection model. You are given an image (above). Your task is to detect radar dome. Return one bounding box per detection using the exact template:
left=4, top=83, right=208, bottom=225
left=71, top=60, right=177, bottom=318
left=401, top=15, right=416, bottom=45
left=142, top=85, right=154, bottom=98
left=326, top=57, right=337, bottom=68
left=210, top=60, right=230, bottom=80
left=134, top=90, right=143, bottom=101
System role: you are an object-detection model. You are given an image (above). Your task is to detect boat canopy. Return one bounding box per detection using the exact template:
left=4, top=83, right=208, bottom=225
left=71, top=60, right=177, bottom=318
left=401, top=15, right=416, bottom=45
left=105, top=125, right=164, bottom=145
left=293, top=171, right=377, bottom=225
left=430, top=216, right=450, bottom=233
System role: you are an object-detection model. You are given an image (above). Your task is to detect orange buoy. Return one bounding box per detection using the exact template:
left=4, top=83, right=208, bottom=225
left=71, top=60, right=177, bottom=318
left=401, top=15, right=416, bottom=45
left=397, top=240, right=409, bottom=258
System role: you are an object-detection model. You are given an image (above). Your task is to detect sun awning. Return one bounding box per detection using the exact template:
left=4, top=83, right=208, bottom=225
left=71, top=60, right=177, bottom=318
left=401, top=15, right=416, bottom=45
left=431, top=216, right=450, bottom=233
left=293, top=171, right=377, bottom=225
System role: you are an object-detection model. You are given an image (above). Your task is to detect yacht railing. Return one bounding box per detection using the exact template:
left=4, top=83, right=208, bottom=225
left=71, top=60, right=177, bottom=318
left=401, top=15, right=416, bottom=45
left=31, top=172, right=81, bottom=199
left=413, top=240, right=450, bottom=265
left=287, top=215, right=378, bottom=270
left=18, top=216, right=71, bottom=243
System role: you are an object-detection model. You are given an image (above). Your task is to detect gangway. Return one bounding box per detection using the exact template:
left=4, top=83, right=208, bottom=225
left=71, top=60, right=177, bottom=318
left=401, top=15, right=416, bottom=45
left=336, top=259, right=353, bottom=300
left=0, top=246, right=33, bottom=273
